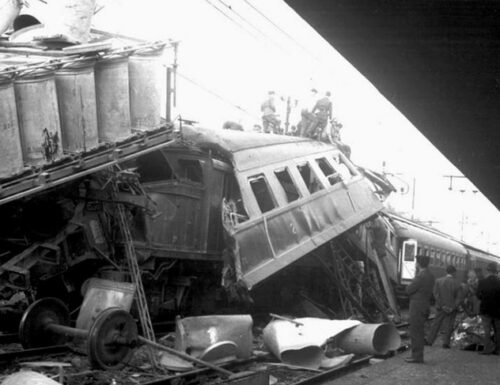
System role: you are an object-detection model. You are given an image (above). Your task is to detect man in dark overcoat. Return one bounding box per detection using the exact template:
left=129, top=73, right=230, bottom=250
left=477, top=262, right=500, bottom=355
left=427, top=265, right=463, bottom=348
left=405, top=255, right=435, bottom=363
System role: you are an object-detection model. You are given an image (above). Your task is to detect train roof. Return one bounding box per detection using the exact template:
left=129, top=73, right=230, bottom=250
left=461, top=242, right=500, bottom=263
left=182, top=126, right=342, bottom=172
left=384, top=211, right=500, bottom=261
left=384, top=212, right=467, bottom=255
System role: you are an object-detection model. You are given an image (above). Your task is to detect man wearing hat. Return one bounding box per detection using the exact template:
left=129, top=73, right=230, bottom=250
left=405, top=255, right=435, bottom=363
left=477, top=262, right=500, bottom=354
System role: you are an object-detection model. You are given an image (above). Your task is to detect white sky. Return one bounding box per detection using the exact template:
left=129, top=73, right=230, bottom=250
left=25, top=0, right=500, bottom=253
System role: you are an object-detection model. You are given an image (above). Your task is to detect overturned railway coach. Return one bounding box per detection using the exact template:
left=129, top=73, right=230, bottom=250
left=0, top=126, right=383, bottom=319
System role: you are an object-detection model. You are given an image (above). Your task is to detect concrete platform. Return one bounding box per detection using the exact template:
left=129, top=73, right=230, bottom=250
left=329, top=346, right=500, bottom=385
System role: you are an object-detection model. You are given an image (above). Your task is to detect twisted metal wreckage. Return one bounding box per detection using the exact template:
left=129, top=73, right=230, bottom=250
left=0, top=125, right=396, bottom=324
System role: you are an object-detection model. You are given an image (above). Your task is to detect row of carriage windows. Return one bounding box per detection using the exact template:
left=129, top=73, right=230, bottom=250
left=249, top=155, right=355, bottom=214
left=417, top=246, right=466, bottom=268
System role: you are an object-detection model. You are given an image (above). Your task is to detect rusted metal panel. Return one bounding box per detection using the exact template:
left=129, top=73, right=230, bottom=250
left=145, top=184, right=204, bottom=252
left=233, top=178, right=382, bottom=288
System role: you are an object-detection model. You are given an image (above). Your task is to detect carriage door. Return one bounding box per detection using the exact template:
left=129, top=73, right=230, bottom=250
left=401, top=240, right=417, bottom=281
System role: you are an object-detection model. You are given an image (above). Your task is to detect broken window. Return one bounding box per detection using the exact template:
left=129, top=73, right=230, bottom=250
left=331, top=154, right=356, bottom=181
left=274, top=168, right=300, bottom=202
left=297, top=162, right=324, bottom=194
left=136, top=151, right=174, bottom=183
left=223, top=175, right=248, bottom=224
left=178, top=159, right=203, bottom=183
left=249, top=174, right=276, bottom=213
left=316, top=158, right=342, bottom=185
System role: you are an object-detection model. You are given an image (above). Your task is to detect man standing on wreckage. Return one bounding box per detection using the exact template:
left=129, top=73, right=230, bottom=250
left=405, top=255, right=435, bottom=363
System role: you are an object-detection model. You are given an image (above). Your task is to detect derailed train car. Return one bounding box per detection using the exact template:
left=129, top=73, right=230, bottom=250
left=0, top=126, right=384, bottom=321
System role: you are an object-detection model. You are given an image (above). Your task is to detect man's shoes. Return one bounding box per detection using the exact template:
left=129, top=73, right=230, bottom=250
left=442, top=344, right=450, bottom=349
left=405, top=357, right=424, bottom=363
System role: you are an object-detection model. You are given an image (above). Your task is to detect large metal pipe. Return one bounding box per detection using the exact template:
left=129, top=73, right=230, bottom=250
left=336, top=323, right=401, bottom=355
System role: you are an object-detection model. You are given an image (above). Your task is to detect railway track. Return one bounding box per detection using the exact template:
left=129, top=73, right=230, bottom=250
left=0, top=346, right=408, bottom=385
left=0, top=345, right=70, bottom=364
left=0, top=322, right=410, bottom=385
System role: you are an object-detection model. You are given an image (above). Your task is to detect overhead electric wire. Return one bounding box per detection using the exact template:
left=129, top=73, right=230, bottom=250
left=241, top=0, right=321, bottom=62
left=215, top=0, right=269, bottom=40
left=203, top=0, right=261, bottom=41
left=177, top=71, right=260, bottom=120
left=215, top=0, right=291, bottom=54
left=203, top=0, right=292, bottom=56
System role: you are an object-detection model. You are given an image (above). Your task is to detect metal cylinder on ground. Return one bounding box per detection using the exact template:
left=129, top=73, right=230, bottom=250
left=336, top=323, right=401, bottom=355
left=0, top=75, right=23, bottom=178
left=55, top=59, right=99, bottom=153
left=94, top=55, right=131, bottom=144
left=14, top=68, right=62, bottom=165
left=129, top=46, right=164, bottom=130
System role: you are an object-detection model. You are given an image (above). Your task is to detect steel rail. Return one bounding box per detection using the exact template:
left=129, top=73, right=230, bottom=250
left=0, top=333, right=18, bottom=344
left=291, top=356, right=372, bottom=385
left=0, top=345, right=70, bottom=364
left=141, top=357, right=261, bottom=385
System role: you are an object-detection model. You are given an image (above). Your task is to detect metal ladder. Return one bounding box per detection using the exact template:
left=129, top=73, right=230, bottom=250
left=327, top=240, right=396, bottom=322
left=111, top=175, right=156, bottom=347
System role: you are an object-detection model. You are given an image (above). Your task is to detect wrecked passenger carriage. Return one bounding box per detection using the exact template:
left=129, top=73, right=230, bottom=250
left=0, top=126, right=383, bottom=322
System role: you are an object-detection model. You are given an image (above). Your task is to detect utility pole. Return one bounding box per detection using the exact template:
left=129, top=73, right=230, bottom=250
left=284, top=96, right=291, bottom=134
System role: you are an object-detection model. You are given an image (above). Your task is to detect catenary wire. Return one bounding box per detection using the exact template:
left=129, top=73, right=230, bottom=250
left=177, top=71, right=260, bottom=120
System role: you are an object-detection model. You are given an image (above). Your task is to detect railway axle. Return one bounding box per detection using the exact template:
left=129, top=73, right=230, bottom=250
left=19, top=297, right=138, bottom=370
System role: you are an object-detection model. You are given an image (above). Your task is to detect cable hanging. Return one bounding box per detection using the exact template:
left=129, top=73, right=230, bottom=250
left=241, top=0, right=321, bottom=62
left=203, top=0, right=261, bottom=41
left=177, top=71, right=260, bottom=120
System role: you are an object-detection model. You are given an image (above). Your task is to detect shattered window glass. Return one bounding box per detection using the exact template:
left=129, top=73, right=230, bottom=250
left=249, top=174, right=276, bottom=213
left=274, top=168, right=300, bottom=202
left=178, top=159, right=204, bottom=183
left=316, top=158, right=342, bottom=185
left=136, top=151, right=174, bottom=183
left=331, top=153, right=355, bottom=181
left=223, top=175, right=248, bottom=223
left=297, top=162, right=324, bottom=194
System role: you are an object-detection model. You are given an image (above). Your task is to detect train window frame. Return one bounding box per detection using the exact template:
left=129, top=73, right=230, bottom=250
left=136, top=151, right=176, bottom=184
left=296, top=161, right=325, bottom=194
left=316, top=157, right=342, bottom=186
left=274, top=167, right=301, bottom=203
left=177, top=158, right=204, bottom=184
left=329, top=154, right=355, bottom=182
left=224, top=175, right=249, bottom=224
left=403, top=241, right=416, bottom=262
left=248, top=173, right=277, bottom=214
